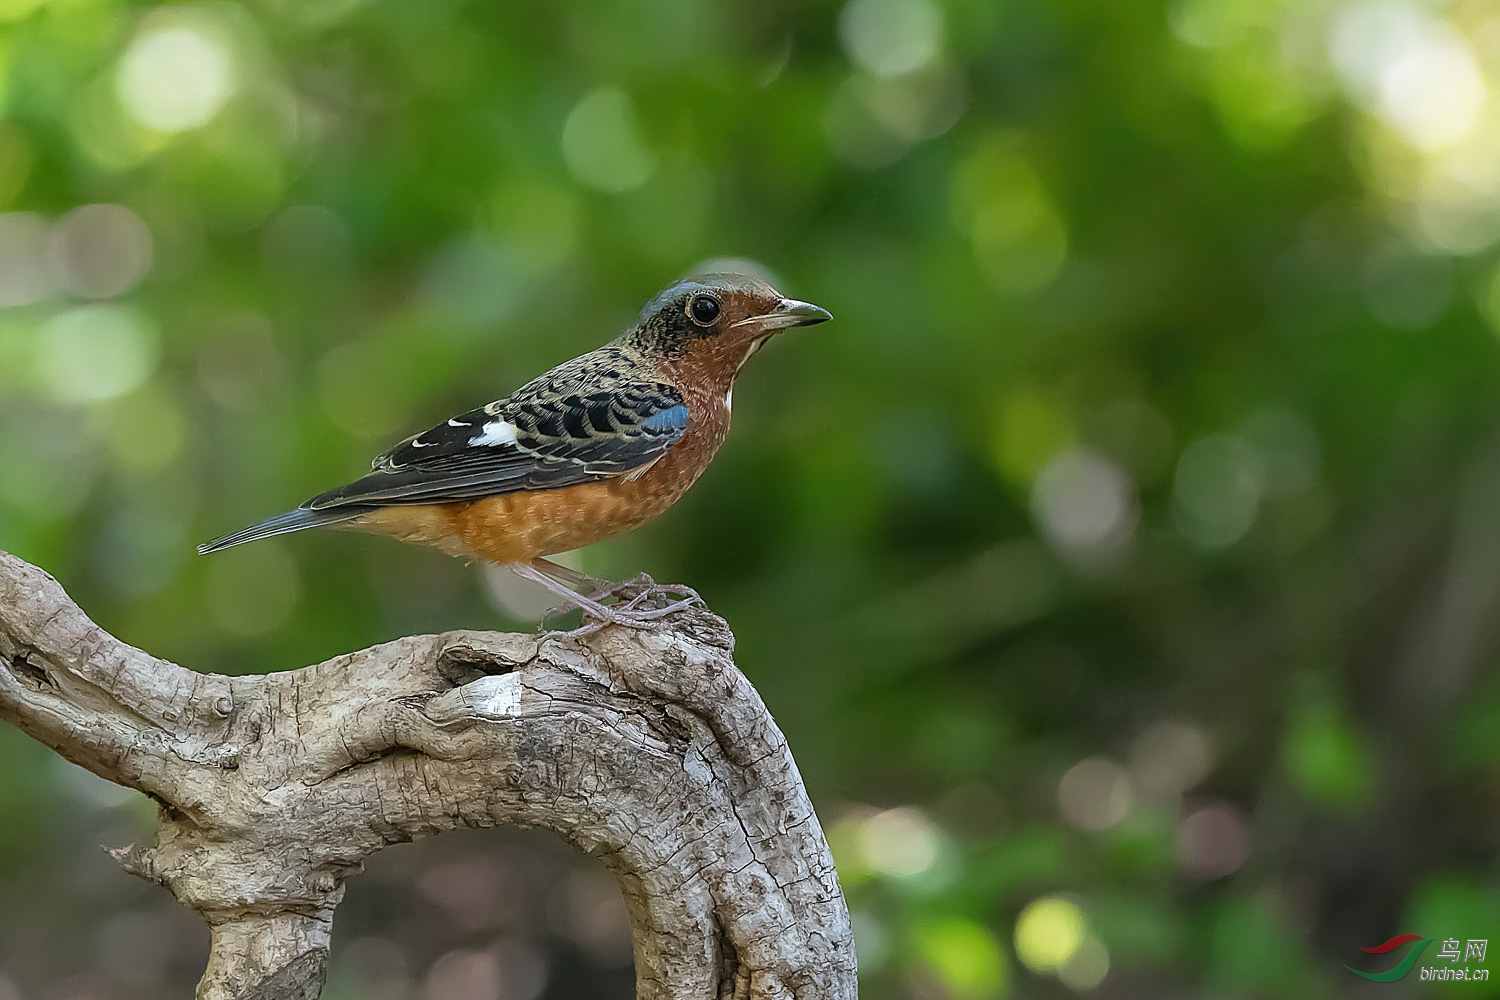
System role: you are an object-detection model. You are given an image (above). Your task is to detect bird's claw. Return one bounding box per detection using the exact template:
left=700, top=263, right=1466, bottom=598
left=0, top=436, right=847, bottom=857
left=588, top=572, right=704, bottom=609
left=537, top=572, right=704, bottom=636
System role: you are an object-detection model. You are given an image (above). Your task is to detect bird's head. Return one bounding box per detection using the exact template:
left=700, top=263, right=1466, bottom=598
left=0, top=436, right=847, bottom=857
left=627, top=273, right=831, bottom=388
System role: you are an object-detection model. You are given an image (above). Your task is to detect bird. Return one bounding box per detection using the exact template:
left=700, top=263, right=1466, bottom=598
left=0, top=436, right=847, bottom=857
left=199, top=272, right=832, bottom=627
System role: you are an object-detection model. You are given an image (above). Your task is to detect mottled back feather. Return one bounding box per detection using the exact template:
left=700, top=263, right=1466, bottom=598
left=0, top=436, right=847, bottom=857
left=306, top=344, right=688, bottom=509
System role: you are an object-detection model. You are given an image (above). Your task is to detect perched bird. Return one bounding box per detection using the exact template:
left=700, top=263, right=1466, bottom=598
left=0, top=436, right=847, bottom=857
left=199, top=273, right=831, bottom=626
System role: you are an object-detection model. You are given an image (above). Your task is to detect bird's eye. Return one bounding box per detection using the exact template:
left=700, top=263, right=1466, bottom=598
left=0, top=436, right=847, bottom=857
left=687, top=295, right=720, bottom=326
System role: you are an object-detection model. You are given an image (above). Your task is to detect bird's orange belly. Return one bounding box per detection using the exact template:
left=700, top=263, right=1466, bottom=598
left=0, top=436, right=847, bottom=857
left=454, top=478, right=678, bottom=562
left=349, top=449, right=710, bottom=564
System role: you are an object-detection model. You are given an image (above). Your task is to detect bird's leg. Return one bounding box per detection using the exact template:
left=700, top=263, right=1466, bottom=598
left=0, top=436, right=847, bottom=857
left=507, top=562, right=620, bottom=632
left=529, top=556, right=612, bottom=598
left=508, top=561, right=699, bottom=633
left=528, top=558, right=703, bottom=613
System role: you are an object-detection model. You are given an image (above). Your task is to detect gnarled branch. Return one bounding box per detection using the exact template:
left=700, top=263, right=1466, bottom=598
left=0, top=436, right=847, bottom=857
left=0, top=551, right=857, bottom=1000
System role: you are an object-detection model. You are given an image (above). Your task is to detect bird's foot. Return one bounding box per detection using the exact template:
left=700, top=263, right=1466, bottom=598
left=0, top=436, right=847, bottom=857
left=585, top=572, right=704, bottom=611
left=545, top=601, right=698, bottom=637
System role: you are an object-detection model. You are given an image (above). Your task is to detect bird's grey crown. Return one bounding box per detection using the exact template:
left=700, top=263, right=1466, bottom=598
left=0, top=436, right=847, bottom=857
left=635, top=272, right=778, bottom=326
left=627, top=272, right=781, bottom=358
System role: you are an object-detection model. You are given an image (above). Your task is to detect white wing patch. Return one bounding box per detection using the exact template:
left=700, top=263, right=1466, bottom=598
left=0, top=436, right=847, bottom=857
left=470, top=419, right=519, bottom=447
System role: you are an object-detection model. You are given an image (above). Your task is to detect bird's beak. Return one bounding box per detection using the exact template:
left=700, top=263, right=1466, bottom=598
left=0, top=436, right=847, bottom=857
left=733, top=298, right=834, bottom=332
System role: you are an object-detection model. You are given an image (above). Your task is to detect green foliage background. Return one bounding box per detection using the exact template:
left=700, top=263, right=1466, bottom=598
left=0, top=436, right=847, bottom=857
left=2, top=0, right=1500, bottom=996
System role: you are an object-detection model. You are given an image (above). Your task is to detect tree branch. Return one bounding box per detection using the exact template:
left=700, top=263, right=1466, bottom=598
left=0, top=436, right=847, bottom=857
left=0, top=551, right=857, bottom=1000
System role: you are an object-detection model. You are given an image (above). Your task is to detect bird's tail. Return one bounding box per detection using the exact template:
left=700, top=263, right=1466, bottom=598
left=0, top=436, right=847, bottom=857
left=197, top=506, right=370, bottom=554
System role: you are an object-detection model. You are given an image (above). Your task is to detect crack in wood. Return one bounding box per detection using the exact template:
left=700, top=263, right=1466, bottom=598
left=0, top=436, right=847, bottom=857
left=12, top=649, right=51, bottom=688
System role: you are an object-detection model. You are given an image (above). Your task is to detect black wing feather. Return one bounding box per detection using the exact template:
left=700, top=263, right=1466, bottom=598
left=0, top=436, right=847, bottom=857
left=305, top=371, right=688, bottom=510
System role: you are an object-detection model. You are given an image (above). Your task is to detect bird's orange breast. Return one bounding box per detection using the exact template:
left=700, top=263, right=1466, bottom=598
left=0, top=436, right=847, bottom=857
left=351, top=387, right=731, bottom=564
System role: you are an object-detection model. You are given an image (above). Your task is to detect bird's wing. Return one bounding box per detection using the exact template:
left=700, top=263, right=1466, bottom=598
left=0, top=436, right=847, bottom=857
left=305, top=380, right=689, bottom=509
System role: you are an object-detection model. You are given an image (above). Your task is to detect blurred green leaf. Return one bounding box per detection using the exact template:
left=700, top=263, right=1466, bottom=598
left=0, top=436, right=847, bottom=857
left=1208, top=893, right=1325, bottom=999
left=1405, top=877, right=1500, bottom=999
left=1283, top=698, right=1373, bottom=812
left=912, top=916, right=1010, bottom=1000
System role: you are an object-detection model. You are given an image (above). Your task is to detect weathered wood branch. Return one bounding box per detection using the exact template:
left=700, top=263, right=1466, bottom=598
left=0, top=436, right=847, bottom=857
left=0, top=550, right=857, bottom=1000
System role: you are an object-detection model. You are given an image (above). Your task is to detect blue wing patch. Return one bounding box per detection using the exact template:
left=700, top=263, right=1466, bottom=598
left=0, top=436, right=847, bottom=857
left=642, top=404, right=689, bottom=435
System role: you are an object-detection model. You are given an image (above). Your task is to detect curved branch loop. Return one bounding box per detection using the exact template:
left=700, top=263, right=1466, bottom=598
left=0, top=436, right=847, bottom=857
left=0, top=551, right=856, bottom=1000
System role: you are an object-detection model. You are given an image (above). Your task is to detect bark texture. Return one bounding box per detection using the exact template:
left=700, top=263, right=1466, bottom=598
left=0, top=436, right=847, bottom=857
left=0, top=550, right=856, bottom=1000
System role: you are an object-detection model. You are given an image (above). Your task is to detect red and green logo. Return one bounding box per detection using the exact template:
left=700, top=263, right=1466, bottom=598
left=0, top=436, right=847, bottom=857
left=1346, top=935, right=1431, bottom=983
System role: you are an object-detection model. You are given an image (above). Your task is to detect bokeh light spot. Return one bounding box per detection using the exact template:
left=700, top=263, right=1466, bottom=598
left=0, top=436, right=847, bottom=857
left=1176, top=802, right=1249, bottom=880
left=866, top=66, right=966, bottom=142
left=561, top=87, right=656, bottom=193
left=417, top=856, right=512, bottom=931
left=825, top=67, right=967, bottom=168
left=100, top=390, right=187, bottom=472
left=1058, top=935, right=1110, bottom=990
left=1031, top=448, right=1138, bottom=561
left=1377, top=27, right=1485, bottom=152
left=116, top=22, right=237, bottom=134
left=1329, top=0, right=1432, bottom=104
left=1014, top=896, right=1086, bottom=973
left=857, top=806, right=941, bottom=878
left=1057, top=757, right=1132, bottom=831
left=36, top=305, right=159, bottom=404
left=952, top=143, right=1068, bottom=295
left=69, top=75, right=169, bottom=172
left=47, top=204, right=153, bottom=299
left=421, top=941, right=547, bottom=1000
left=491, top=939, right=550, bottom=1000
left=1130, top=720, right=1213, bottom=797
left=1168, top=0, right=1258, bottom=49
left=551, top=869, right=632, bottom=968
left=839, top=0, right=944, bottom=78
left=824, top=75, right=911, bottom=169
left=914, top=918, right=1008, bottom=999
left=1172, top=434, right=1264, bottom=548
left=423, top=947, right=500, bottom=1000
left=0, top=211, right=53, bottom=306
